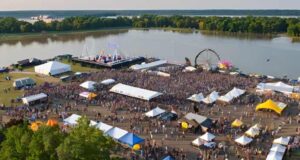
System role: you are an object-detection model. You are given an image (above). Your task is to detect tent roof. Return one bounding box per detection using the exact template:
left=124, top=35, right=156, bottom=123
left=245, top=127, right=260, bottom=137
left=80, top=81, right=97, bottom=90
left=95, top=122, right=113, bottom=133
left=231, top=119, right=243, bottom=127
left=35, top=61, right=70, bottom=73
left=202, top=91, right=219, bottom=104
left=192, top=137, right=202, bottom=146
left=235, top=135, right=253, bottom=146
left=218, top=87, right=245, bottom=103
left=257, top=81, right=294, bottom=94
left=273, top=136, right=291, bottom=146
left=200, top=132, right=215, bottom=142
left=63, top=114, right=81, bottom=125
left=145, top=107, right=166, bottom=117
left=270, top=144, right=286, bottom=153
left=130, top=60, right=167, bottom=70
left=110, top=83, right=162, bottom=101
left=119, top=133, right=144, bottom=147
left=266, top=151, right=284, bottom=160
left=185, top=113, right=208, bottom=125
left=22, top=93, right=47, bottom=103
left=101, top=79, right=115, bottom=85
left=105, top=127, right=128, bottom=140
left=256, top=99, right=287, bottom=114
left=187, top=93, right=204, bottom=103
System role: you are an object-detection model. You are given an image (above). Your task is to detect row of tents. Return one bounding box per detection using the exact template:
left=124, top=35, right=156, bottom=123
left=187, top=87, right=246, bottom=104
left=266, top=136, right=291, bottom=160
left=63, top=114, right=144, bottom=148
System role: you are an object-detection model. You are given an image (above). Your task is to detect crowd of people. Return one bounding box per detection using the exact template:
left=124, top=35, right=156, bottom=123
left=1, top=67, right=300, bottom=159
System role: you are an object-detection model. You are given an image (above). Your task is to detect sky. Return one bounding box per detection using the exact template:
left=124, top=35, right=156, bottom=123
left=0, top=0, right=300, bottom=11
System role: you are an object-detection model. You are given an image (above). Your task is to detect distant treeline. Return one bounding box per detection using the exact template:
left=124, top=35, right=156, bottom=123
left=0, top=15, right=300, bottom=36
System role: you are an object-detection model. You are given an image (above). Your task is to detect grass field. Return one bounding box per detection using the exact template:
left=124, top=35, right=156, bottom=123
left=0, top=72, right=59, bottom=106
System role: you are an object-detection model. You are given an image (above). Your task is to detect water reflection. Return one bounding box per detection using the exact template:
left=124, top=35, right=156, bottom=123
left=0, top=29, right=129, bottom=46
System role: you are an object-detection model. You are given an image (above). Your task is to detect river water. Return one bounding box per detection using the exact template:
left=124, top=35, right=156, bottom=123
left=0, top=29, right=300, bottom=78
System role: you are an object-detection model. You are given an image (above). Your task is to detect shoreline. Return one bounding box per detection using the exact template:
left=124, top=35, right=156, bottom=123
left=0, top=27, right=296, bottom=42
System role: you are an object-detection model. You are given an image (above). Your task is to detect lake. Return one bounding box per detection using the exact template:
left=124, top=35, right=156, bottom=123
left=0, top=29, right=300, bottom=79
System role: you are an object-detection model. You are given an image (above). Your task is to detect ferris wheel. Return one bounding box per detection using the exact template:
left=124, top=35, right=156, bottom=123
left=194, top=49, right=221, bottom=70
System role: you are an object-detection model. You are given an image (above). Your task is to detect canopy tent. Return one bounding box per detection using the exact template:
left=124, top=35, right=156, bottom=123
left=13, top=77, right=36, bottom=89
left=130, top=60, right=167, bottom=70
left=252, top=123, right=262, bottom=130
left=22, top=93, right=48, bottom=105
left=101, top=79, right=116, bottom=85
left=110, top=83, right=162, bottom=101
left=46, top=119, right=58, bottom=127
left=63, top=114, right=81, bottom=125
left=187, top=93, right=204, bottom=103
left=34, top=61, right=71, bottom=76
left=90, top=120, right=98, bottom=126
left=218, top=87, right=245, bottom=103
left=199, top=132, right=215, bottom=142
left=183, top=113, right=213, bottom=128
left=273, top=137, right=291, bottom=146
left=184, top=66, right=196, bottom=72
left=266, top=151, right=284, bottom=160
left=79, top=92, right=97, bottom=99
left=202, top=91, right=219, bottom=104
left=231, top=119, right=243, bottom=127
left=162, top=156, right=175, bottom=160
left=118, top=133, right=145, bottom=147
left=156, top=71, right=170, bottom=77
left=257, top=82, right=294, bottom=94
left=192, top=137, right=202, bottom=147
left=235, top=135, right=253, bottom=146
left=256, top=99, right=287, bottom=115
left=245, top=127, right=260, bottom=137
left=106, top=127, right=128, bottom=140
left=270, top=144, right=286, bottom=153
left=95, top=122, right=113, bottom=133
left=145, top=107, right=166, bottom=117
left=80, top=81, right=97, bottom=90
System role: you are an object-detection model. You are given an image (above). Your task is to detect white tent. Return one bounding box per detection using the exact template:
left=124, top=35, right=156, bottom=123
left=95, top=122, right=113, bottom=133
left=184, top=66, right=196, bottom=72
left=257, top=82, right=294, bottom=94
left=63, top=114, right=81, bottom=125
left=101, top=79, right=116, bottom=85
left=270, top=144, right=286, bottom=153
left=187, top=93, right=204, bottom=103
left=34, top=61, right=71, bottom=76
left=130, top=60, right=167, bottom=70
left=266, top=151, right=284, bottom=160
left=184, top=113, right=209, bottom=125
left=105, top=127, right=128, bottom=140
left=157, top=71, right=170, bottom=77
left=218, top=87, right=245, bottom=103
left=199, top=132, right=215, bottom=142
left=80, top=81, right=97, bottom=90
left=145, top=107, right=166, bottom=117
left=110, top=83, right=162, bottom=101
left=192, top=137, right=202, bottom=147
left=90, top=120, right=98, bottom=126
left=22, top=93, right=48, bottom=105
left=245, top=127, right=260, bottom=137
left=273, top=137, right=291, bottom=146
left=202, top=91, right=219, bottom=104
left=235, top=135, right=253, bottom=146
left=79, top=92, right=91, bottom=98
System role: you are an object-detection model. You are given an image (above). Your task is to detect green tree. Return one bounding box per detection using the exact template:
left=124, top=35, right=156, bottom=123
left=27, top=125, right=65, bottom=160
left=0, top=122, right=32, bottom=160
left=57, top=117, right=115, bottom=160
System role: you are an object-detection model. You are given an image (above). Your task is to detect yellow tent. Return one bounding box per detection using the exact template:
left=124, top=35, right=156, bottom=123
left=181, top=122, right=189, bottom=129
left=231, top=119, right=243, bottom=127
left=132, top=144, right=141, bottom=151
left=255, top=99, right=286, bottom=115
left=30, top=121, right=43, bottom=131
left=88, top=93, right=97, bottom=100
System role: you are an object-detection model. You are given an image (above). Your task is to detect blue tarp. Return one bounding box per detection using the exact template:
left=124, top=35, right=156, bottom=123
left=162, top=155, right=175, bottom=160
left=118, top=133, right=144, bottom=147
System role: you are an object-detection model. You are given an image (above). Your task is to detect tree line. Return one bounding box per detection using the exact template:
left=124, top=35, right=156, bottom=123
left=0, top=15, right=300, bottom=36
left=0, top=117, right=122, bottom=160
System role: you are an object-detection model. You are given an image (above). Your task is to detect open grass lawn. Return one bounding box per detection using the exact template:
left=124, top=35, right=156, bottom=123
left=60, top=59, right=100, bottom=73
left=0, top=72, right=59, bottom=106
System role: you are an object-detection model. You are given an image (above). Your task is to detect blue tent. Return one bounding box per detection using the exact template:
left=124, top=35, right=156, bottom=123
left=162, top=155, right=175, bottom=160
left=118, top=133, right=144, bottom=147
